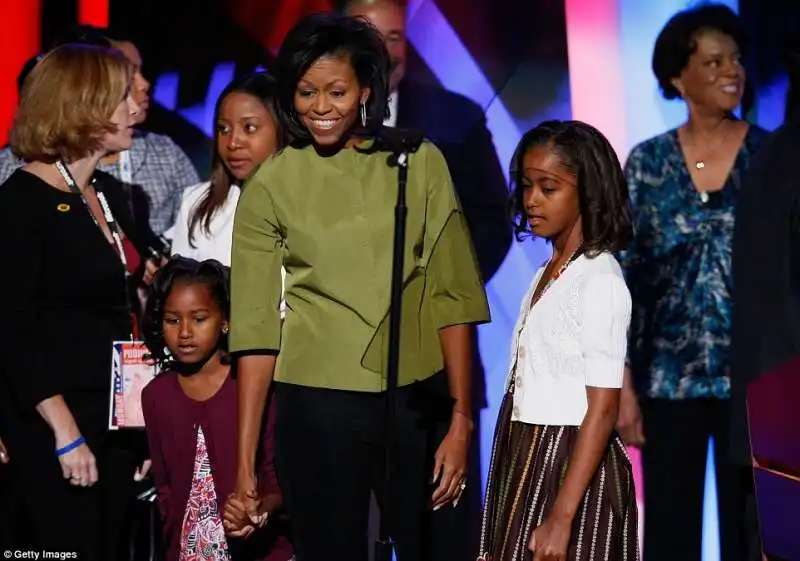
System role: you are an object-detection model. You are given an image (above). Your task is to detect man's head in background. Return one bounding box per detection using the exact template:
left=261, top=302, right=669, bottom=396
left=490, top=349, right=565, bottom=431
left=341, top=0, right=406, bottom=93
left=47, top=25, right=151, bottom=125
left=112, top=40, right=150, bottom=125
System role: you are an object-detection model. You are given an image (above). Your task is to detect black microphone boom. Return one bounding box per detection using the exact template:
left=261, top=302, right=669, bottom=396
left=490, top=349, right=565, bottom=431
left=373, top=126, right=423, bottom=561
left=370, top=126, right=424, bottom=162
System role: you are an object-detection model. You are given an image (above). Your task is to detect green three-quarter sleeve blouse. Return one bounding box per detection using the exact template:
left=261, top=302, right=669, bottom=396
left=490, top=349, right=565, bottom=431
left=229, top=139, right=490, bottom=392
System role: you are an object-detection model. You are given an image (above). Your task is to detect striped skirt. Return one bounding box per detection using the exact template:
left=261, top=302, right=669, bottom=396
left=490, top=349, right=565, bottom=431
left=477, top=393, right=639, bottom=561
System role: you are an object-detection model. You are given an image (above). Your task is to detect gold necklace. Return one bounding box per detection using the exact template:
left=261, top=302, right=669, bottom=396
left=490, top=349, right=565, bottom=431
left=685, top=124, right=728, bottom=204
left=531, top=246, right=583, bottom=308
left=688, top=120, right=730, bottom=172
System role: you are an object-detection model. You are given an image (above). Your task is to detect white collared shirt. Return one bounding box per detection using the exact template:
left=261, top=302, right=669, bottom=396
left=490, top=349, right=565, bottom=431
left=170, top=181, right=239, bottom=266
left=508, top=252, right=631, bottom=426
left=170, top=181, right=286, bottom=317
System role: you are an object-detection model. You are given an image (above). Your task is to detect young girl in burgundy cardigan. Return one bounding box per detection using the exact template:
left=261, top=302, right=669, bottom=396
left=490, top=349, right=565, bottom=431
left=141, top=257, right=292, bottom=561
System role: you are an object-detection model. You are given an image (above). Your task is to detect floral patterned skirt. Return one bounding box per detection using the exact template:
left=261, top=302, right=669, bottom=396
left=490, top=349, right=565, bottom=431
left=477, top=393, right=639, bottom=561
left=180, top=426, right=231, bottom=561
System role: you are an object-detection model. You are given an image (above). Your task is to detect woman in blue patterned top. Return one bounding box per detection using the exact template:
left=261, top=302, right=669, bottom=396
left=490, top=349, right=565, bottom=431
left=616, top=5, right=767, bottom=561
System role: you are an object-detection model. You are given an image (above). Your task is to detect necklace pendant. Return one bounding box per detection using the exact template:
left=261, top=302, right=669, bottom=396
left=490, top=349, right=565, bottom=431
left=699, top=191, right=709, bottom=203
left=695, top=160, right=705, bottom=170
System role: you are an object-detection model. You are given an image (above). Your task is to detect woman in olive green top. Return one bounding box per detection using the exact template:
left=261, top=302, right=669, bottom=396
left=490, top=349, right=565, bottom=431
left=226, top=12, right=490, bottom=561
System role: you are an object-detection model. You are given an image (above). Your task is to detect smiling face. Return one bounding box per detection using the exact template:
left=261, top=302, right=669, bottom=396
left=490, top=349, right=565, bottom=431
left=673, top=29, right=745, bottom=113
left=216, top=91, right=279, bottom=181
left=293, top=54, right=369, bottom=146
left=521, top=144, right=581, bottom=242
left=162, top=281, right=227, bottom=365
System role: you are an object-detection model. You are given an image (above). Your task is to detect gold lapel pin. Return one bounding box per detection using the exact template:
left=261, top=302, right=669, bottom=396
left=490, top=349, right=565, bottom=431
left=57, top=203, right=70, bottom=212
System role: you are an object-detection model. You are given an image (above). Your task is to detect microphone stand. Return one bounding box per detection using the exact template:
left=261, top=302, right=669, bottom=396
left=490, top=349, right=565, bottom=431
left=374, top=128, right=424, bottom=561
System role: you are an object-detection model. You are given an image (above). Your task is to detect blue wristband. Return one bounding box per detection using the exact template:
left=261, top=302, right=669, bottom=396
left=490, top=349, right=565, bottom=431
left=56, top=436, right=85, bottom=457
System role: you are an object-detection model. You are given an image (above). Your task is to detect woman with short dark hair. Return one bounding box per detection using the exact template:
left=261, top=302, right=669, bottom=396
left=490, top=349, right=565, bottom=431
left=272, top=12, right=391, bottom=144
left=617, top=4, right=767, bottom=560
left=226, top=12, right=489, bottom=561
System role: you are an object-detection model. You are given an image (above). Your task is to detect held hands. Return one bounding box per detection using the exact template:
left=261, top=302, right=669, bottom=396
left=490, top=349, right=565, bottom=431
left=0, top=436, right=8, bottom=464
left=224, top=476, right=270, bottom=538
left=223, top=491, right=281, bottom=538
left=224, top=491, right=260, bottom=539
left=529, top=514, right=572, bottom=561
left=431, top=413, right=472, bottom=511
left=56, top=433, right=98, bottom=487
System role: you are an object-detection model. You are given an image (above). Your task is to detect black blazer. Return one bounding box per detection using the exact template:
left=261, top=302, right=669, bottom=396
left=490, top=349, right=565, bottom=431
left=395, top=80, right=511, bottom=282
left=0, top=168, right=149, bottom=441
left=730, top=119, right=800, bottom=465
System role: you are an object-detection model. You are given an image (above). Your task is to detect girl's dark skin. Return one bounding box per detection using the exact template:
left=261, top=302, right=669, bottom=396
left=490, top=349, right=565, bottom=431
left=162, top=280, right=281, bottom=538
left=522, top=144, right=621, bottom=561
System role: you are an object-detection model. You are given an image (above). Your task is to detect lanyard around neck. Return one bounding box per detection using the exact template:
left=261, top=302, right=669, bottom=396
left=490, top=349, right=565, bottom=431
left=54, top=160, right=129, bottom=274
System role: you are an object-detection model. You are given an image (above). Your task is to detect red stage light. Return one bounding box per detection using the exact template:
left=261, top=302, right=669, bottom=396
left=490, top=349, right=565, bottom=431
left=0, top=0, right=41, bottom=146
left=79, top=0, right=109, bottom=28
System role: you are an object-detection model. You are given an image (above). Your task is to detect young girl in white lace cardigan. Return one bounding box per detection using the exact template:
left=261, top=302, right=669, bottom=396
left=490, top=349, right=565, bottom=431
left=478, top=121, right=639, bottom=561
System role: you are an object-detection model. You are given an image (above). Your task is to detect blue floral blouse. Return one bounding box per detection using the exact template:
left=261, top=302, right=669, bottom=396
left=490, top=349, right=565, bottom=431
left=621, top=126, right=767, bottom=400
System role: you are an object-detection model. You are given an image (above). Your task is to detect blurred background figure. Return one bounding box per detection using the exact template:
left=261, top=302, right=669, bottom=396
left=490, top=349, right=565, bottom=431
left=340, top=0, right=511, bottom=283
left=730, top=25, right=800, bottom=561
left=617, top=5, right=767, bottom=561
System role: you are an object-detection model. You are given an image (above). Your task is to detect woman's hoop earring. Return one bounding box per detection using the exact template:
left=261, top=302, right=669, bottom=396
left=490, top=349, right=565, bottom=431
left=360, top=101, right=367, bottom=127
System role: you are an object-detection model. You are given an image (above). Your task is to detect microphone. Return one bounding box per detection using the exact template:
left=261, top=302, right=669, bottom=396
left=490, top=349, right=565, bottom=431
left=375, top=127, right=424, bottom=166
